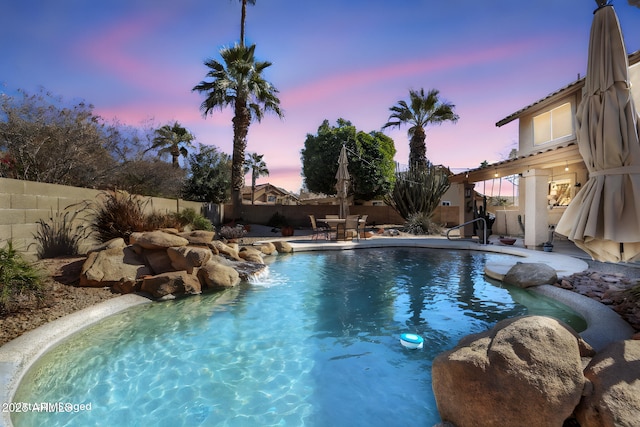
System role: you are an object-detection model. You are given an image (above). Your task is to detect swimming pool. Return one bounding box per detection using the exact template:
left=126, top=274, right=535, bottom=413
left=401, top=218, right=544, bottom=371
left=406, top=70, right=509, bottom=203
left=12, top=248, right=585, bottom=426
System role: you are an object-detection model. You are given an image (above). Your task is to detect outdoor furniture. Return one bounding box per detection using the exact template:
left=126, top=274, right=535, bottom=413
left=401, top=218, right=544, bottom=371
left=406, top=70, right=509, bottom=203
left=335, top=215, right=360, bottom=241
left=325, top=214, right=339, bottom=239
left=309, top=215, right=329, bottom=240
left=358, top=214, right=368, bottom=239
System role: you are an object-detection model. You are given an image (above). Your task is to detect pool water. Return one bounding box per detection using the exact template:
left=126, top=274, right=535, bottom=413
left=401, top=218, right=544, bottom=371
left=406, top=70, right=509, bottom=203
left=13, top=248, right=585, bottom=427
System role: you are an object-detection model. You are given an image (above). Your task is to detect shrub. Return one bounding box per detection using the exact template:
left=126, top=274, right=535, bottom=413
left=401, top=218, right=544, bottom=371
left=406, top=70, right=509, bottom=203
left=33, top=208, right=88, bottom=259
left=403, top=212, right=443, bottom=236
left=267, top=212, right=288, bottom=228
left=174, top=208, right=213, bottom=231
left=218, top=225, right=246, bottom=240
left=0, top=241, right=44, bottom=314
left=88, top=190, right=150, bottom=244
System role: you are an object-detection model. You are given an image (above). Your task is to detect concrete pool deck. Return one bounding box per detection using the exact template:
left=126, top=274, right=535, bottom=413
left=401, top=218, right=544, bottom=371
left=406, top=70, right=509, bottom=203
left=0, top=235, right=635, bottom=427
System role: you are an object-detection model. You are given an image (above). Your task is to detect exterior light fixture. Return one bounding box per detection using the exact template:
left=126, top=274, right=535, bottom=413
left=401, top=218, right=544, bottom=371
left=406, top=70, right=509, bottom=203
left=565, top=161, right=569, bottom=172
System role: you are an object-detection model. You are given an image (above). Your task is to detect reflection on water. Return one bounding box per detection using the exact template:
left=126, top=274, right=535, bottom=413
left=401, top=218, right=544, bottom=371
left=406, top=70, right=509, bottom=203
left=13, top=248, right=584, bottom=427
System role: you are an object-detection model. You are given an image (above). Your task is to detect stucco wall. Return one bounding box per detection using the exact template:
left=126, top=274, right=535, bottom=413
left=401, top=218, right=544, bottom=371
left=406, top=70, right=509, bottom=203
left=0, top=178, right=203, bottom=260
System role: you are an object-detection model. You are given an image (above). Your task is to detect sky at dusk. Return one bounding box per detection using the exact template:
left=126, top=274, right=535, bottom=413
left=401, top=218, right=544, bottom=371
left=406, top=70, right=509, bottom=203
left=2, top=0, right=640, bottom=193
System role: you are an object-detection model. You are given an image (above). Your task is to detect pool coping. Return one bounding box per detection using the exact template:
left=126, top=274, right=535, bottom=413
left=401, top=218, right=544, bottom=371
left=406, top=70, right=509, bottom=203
left=0, top=237, right=634, bottom=427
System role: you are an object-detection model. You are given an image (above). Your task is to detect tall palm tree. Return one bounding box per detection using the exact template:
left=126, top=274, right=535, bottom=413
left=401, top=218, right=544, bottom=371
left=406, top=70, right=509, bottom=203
left=383, top=88, right=458, bottom=170
left=238, top=0, right=256, bottom=46
left=244, top=152, right=269, bottom=205
left=151, top=122, right=195, bottom=168
left=193, top=43, right=283, bottom=217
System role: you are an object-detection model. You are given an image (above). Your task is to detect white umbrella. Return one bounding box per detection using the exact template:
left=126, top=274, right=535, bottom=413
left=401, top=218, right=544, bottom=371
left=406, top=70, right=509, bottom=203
left=335, top=145, right=350, bottom=218
left=556, top=3, right=640, bottom=262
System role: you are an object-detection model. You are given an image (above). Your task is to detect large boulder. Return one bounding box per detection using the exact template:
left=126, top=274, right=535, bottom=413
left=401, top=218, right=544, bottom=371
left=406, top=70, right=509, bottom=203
left=197, top=260, right=240, bottom=289
left=80, top=246, right=152, bottom=287
left=141, top=271, right=201, bottom=298
left=503, top=262, right=558, bottom=288
left=575, top=340, right=640, bottom=427
left=167, top=246, right=213, bottom=274
left=130, top=230, right=189, bottom=250
left=209, top=240, right=241, bottom=261
left=143, top=249, right=175, bottom=275
left=273, top=241, right=293, bottom=254
left=87, top=237, right=127, bottom=254
left=179, top=230, right=215, bottom=246
left=432, top=316, right=588, bottom=427
left=238, top=247, right=265, bottom=264
left=258, top=242, right=277, bottom=255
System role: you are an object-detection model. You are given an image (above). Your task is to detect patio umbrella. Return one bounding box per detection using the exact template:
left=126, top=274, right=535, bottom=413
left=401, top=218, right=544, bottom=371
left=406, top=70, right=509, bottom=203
left=335, top=145, right=350, bottom=218
left=556, top=2, right=640, bottom=262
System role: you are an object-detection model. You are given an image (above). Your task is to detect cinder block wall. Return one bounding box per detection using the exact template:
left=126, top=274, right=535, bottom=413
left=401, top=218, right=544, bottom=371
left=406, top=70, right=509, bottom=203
left=0, top=178, right=203, bottom=260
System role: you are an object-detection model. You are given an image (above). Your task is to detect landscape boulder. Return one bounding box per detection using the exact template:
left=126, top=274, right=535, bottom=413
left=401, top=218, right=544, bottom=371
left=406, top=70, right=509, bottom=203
left=197, top=260, right=241, bottom=289
left=141, top=271, right=201, bottom=298
left=142, top=249, right=175, bottom=275
left=575, top=339, right=640, bottom=427
left=432, top=315, right=588, bottom=427
left=179, top=230, right=215, bottom=245
left=167, top=246, right=212, bottom=274
left=209, top=240, right=241, bottom=261
left=503, top=262, right=558, bottom=288
left=273, top=241, right=293, bottom=253
left=238, top=247, right=265, bottom=264
left=130, top=230, right=189, bottom=250
left=80, top=246, right=152, bottom=287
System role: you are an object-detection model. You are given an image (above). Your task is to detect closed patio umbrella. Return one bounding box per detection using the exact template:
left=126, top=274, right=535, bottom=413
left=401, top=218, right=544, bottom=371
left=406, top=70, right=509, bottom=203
left=335, top=145, right=350, bottom=218
left=556, top=2, right=640, bottom=262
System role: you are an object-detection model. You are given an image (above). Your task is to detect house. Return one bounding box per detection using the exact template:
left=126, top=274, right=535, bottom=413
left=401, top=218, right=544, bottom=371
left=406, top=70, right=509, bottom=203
left=449, top=49, right=640, bottom=248
left=242, top=183, right=299, bottom=205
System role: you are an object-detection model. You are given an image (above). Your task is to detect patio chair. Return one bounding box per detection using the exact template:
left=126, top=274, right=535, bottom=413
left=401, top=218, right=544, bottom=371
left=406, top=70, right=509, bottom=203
left=309, top=215, right=329, bottom=240
left=325, top=214, right=339, bottom=239
left=344, top=215, right=360, bottom=241
left=358, top=214, right=368, bottom=239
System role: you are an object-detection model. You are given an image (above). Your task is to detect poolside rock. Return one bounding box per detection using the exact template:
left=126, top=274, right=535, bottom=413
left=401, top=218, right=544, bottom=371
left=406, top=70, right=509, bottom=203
left=141, top=271, right=201, bottom=298
left=503, top=262, right=558, bottom=288
left=273, top=241, right=293, bottom=253
left=575, top=340, right=640, bottom=427
left=208, top=240, right=242, bottom=261
left=167, top=246, right=212, bottom=274
left=197, top=260, right=241, bottom=289
left=87, top=237, right=127, bottom=254
left=238, top=247, right=265, bottom=264
left=258, top=242, right=277, bottom=255
left=178, top=230, right=215, bottom=245
left=130, top=230, right=189, bottom=250
left=80, top=246, right=152, bottom=287
left=432, top=315, right=586, bottom=427
left=143, top=249, right=175, bottom=275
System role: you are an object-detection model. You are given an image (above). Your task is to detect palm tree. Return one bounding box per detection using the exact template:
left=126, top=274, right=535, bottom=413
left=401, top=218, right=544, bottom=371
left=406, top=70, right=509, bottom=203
left=383, top=88, right=459, bottom=170
left=192, top=43, right=283, bottom=217
left=151, top=122, right=195, bottom=168
left=237, top=0, right=256, bottom=46
left=244, top=152, right=269, bottom=204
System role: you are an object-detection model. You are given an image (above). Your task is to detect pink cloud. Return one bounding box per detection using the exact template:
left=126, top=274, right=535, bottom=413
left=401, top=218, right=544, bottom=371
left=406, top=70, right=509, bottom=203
left=282, top=38, right=546, bottom=108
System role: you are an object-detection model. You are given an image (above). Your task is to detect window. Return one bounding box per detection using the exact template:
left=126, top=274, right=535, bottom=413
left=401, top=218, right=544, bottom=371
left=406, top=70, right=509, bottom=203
left=267, top=195, right=276, bottom=203
left=533, top=102, right=573, bottom=145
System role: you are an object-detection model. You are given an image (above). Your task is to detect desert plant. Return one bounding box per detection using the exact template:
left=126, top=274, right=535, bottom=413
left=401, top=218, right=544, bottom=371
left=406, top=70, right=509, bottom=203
left=33, top=209, right=88, bottom=259
left=403, top=212, right=443, bottom=236
left=266, top=212, right=288, bottom=228
left=384, top=161, right=450, bottom=220
left=87, top=190, right=150, bottom=244
left=218, top=225, right=246, bottom=240
left=174, top=208, right=214, bottom=231
left=0, top=241, right=44, bottom=313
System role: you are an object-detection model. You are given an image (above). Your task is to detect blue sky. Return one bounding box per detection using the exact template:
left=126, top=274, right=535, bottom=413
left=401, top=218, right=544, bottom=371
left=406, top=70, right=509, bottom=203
left=2, top=0, right=640, bottom=192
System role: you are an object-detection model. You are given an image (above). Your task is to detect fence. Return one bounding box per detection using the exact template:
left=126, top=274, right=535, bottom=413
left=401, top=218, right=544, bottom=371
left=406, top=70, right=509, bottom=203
left=0, top=178, right=203, bottom=260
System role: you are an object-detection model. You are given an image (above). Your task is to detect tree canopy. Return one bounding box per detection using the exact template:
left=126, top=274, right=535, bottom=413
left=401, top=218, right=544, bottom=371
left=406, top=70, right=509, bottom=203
left=182, top=144, right=231, bottom=203
left=301, top=119, right=396, bottom=200
left=193, top=43, right=283, bottom=218
left=383, top=88, right=458, bottom=170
